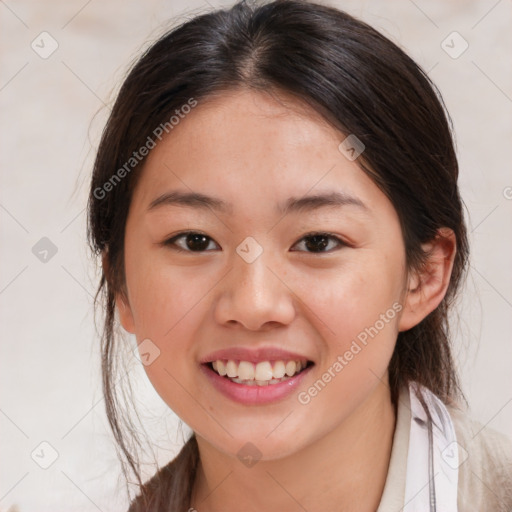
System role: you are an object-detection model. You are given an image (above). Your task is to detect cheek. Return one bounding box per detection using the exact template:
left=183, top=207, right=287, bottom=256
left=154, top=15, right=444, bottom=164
left=125, top=257, right=211, bottom=419
left=123, top=244, right=213, bottom=388
left=292, top=259, right=402, bottom=424
left=295, top=253, right=403, bottom=347
left=126, top=247, right=209, bottom=338
left=292, top=253, right=404, bottom=413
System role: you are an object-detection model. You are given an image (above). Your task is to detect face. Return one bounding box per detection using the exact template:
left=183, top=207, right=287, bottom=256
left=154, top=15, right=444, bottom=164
left=117, top=88, right=410, bottom=460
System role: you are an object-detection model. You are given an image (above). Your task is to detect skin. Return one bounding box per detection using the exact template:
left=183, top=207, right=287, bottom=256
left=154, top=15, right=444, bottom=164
left=114, top=88, right=456, bottom=511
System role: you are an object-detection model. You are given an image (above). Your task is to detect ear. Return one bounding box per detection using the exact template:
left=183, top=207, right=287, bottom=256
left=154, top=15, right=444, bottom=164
left=116, top=291, right=136, bottom=334
left=102, top=251, right=136, bottom=334
left=398, top=227, right=457, bottom=332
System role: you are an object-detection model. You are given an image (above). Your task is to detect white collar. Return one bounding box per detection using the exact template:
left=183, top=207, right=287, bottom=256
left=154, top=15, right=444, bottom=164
left=377, top=382, right=460, bottom=511
left=403, top=381, right=459, bottom=511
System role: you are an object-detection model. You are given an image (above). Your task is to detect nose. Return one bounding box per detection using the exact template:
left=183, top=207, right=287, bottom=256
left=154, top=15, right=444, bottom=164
left=214, top=251, right=296, bottom=331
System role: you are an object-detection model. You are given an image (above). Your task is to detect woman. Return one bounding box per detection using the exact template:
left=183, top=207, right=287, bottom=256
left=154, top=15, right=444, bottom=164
left=87, top=0, right=512, bottom=510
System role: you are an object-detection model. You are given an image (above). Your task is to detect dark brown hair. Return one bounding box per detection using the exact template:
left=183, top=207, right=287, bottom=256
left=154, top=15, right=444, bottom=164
left=86, top=0, right=469, bottom=509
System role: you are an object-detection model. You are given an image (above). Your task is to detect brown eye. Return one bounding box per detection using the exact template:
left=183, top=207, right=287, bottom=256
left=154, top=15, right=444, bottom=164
left=163, top=231, right=345, bottom=254
left=164, top=232, right=219, bottom=252
left=291, top=232, right=346, bottom=253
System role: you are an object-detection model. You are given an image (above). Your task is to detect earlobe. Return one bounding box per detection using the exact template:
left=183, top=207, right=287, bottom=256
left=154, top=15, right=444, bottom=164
left=116, top=292, right=136, bottom=334
left=398, top=228, right=456, bottom=332
left=102, top=250, right=136, bottom=334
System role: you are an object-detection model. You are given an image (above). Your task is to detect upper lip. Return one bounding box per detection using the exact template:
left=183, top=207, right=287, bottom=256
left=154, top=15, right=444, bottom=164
left=200, top=346, right=314, bottom=364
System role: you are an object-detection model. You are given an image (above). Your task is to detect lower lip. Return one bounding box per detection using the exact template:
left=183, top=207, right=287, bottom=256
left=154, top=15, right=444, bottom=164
left=200, top=363, right=314, bottom=405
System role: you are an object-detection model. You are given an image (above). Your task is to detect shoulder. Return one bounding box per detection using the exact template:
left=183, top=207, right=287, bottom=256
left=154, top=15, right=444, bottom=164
left=447, top=404, right=512, bottom=512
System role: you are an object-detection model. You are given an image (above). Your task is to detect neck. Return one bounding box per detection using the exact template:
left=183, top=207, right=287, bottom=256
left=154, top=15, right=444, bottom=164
left=190, top=382, right=396, bottom=512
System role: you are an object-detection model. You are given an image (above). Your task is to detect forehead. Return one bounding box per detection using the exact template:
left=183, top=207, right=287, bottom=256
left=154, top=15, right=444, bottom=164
left=130, top=88, right=383, bottom=216
left=156, top=88, right=341, bottom=161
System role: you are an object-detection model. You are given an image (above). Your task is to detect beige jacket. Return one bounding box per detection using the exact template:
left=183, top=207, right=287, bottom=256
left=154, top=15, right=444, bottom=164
left=377, top=385, right=512, bottom=511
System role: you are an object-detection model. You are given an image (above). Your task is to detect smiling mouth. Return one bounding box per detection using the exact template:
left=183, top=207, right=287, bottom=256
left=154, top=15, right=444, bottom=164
left=205, top=359, right=314, bottom=386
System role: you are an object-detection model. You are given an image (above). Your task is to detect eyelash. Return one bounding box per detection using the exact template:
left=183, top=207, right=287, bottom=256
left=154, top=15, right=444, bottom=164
left=163, top=231, right=348, bottom=254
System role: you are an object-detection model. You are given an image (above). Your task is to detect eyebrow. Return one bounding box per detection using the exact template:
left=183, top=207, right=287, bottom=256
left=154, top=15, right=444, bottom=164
left=147, top=189, right=369, bottom=215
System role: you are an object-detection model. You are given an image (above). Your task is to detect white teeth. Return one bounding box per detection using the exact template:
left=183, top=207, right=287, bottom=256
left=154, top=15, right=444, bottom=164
left=217, top=360, right=227, bottom=376
left=226, top=360, right=238, bottom=378
left=272, top=361, right=286, bottom=379
left=285, top=361, right=297, bottom=376
left=210, top=358, right=309, bottom=384
left=238, top=361, right=255, bottom=380
left=254, top=361, right=273, bottom=380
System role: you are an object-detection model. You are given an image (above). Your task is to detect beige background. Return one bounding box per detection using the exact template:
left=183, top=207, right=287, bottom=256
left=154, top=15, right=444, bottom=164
left=1, top=0, right=511, bottom=510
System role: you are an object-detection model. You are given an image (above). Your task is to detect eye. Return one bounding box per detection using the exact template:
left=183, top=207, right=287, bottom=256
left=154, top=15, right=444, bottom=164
left=163, top=231, right=220, bottom=252
left=163, top=231, right=347, bottom=254
left=291, top=232, right=346, bottom=253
